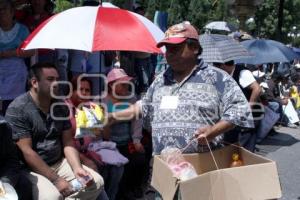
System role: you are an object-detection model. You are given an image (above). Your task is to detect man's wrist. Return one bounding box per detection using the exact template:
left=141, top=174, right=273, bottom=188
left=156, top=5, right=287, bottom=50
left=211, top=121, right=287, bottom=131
left=51, top=176, right=62, bottom=185
left=73, top=165, right=83, bottom=173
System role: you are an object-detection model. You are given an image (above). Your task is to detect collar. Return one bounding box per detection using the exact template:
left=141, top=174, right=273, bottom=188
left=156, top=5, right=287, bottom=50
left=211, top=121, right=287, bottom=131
left=27, top=92, right=60, bottom=114
left=230, top=67, right=235, bottom=76
left=163, top=59, right=207, bottom=85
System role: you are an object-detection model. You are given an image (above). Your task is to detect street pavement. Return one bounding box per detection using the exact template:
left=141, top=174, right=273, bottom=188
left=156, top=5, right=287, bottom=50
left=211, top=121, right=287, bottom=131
left=255, top=126, right=300, bottom=200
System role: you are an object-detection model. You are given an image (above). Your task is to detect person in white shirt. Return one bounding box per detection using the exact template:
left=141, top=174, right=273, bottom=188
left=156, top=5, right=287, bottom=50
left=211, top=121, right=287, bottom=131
left=214, top=61, right=262, bottom=152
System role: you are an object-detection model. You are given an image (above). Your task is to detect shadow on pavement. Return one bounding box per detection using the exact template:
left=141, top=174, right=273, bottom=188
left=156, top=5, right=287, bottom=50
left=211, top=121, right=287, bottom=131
left=260, top=132, right=299, bottom=146
left=256, top=132, right=299, bottom=156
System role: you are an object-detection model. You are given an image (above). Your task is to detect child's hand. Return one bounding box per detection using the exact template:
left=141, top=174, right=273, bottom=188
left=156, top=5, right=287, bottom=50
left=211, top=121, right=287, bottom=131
left=134, top=142, right=145, bottom=153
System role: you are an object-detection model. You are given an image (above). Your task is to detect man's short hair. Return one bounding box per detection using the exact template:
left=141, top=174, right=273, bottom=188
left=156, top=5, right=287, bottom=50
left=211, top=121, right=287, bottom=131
left=186, top=38, right=202, bottom=56
left=27, top=62, right=58, bottom=88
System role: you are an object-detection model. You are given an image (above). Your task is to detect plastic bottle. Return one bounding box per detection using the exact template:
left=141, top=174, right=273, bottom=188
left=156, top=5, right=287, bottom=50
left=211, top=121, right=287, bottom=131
left=230, top=153, right=244, bottom=168
left=70, top=175, right=93, bottom=192
left=70, top=179, right=83, bottom=192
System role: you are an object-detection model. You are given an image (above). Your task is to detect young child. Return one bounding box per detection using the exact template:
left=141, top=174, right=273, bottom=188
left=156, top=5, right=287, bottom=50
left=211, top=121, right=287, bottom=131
left=105, top=68, right=147, bottom=199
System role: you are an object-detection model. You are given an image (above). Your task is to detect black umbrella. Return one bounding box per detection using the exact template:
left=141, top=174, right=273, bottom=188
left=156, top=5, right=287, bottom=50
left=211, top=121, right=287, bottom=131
left=236, top=39, right=300, bottom=65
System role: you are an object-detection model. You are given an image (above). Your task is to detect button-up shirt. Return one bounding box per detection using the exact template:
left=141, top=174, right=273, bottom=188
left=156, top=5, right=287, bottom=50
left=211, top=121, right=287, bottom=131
left=142, top=59, right=253, bottom=154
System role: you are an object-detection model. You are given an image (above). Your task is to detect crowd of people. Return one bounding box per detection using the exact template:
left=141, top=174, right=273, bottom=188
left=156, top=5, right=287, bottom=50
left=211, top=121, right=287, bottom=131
left=1, top=0, right=300, bottom=200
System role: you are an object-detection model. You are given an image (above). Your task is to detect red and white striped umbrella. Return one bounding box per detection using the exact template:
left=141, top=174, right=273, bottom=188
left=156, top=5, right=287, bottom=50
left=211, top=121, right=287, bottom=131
left=21, top=5, right=164, bottom=53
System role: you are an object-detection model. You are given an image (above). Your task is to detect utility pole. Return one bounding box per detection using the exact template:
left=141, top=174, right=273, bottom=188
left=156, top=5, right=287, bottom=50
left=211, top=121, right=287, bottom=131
left=276, top=0, right=284, bottom=41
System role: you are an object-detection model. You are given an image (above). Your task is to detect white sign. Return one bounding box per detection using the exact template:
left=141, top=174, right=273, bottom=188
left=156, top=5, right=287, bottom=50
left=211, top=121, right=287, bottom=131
left=160, top=96, right=179, bottom=109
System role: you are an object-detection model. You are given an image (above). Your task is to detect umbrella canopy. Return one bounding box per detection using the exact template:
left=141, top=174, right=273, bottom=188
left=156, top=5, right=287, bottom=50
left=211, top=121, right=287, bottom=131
left=292, top=47, right=300, bottom=57
left=236, top=39, right=300, bottom=65
left=204, top=21, right=237, bottom=32
left=228, top=31, right=253, bottom=40
left=21, top=6, right=164, bottom=53
left=199, top=34, right=251, bottom=63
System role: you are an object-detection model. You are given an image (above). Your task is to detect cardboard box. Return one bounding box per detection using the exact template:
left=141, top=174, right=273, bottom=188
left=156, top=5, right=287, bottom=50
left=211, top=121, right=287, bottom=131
left=151, top=145, right=282, bottom=200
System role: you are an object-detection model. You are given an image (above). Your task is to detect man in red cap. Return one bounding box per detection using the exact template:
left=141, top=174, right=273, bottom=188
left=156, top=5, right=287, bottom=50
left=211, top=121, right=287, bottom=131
left=111, top=21, right=252, bottom=152
left=109, top=21, right=253, bottom=198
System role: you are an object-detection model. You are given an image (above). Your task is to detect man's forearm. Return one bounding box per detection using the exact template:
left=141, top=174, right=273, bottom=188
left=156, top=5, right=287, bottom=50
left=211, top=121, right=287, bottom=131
left=0, top=49, right=35, bottom=58
left=23, top=149, right=59, bottom=182
left=64, top=145, right=82, bottom=171
left=249, top=83, right=262, bottom=103
left=210, top=120, right=235, bottom=139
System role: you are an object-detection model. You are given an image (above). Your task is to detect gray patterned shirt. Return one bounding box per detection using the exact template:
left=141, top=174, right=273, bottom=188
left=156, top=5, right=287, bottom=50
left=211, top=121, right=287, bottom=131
left=142, top=59, right=253, bottom=155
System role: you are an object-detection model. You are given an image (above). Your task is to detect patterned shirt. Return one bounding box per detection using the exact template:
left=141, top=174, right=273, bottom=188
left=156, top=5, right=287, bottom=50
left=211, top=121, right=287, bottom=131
left=142, top=59, right=253, bottom=155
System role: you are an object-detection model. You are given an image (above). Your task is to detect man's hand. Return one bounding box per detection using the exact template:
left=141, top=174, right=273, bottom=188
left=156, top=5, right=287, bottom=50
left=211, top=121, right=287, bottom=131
left=194, top=126, right=213, bottom=145
left=73, top=167, right=93, bottom=186
left=134, top=142, right=145, bottom=153
left=53, top=177, right=72, bottom=197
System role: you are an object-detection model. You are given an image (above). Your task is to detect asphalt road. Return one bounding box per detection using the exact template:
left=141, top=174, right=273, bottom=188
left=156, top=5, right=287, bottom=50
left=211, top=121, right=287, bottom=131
left=256, top=126, right=300, bottom=200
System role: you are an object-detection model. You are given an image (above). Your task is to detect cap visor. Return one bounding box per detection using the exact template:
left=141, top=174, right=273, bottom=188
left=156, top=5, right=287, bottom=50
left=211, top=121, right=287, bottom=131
left=156, top=38, right=187, bottom=48
left=108, top=76, right=133, bottom=84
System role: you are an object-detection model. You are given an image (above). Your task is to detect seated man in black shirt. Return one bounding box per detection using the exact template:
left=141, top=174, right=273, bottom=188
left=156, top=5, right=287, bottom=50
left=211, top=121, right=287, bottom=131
left=5, top=62, right=104, bottom=200
left=0, top=115, right=32, bottom=200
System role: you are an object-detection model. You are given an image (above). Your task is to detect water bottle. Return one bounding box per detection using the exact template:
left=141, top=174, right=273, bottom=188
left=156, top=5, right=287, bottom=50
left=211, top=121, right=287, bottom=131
left=70, top=176, right=92, bottom=192
left=70, top=179, right=83, bottom=192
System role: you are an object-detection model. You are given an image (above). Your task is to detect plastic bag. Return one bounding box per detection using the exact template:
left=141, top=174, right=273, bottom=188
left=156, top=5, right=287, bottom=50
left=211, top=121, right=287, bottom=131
left=0, top=181, right=18, bottom=199
left=75, top=104, right=105, bottom=138
left=0, top=181, right=5, bottom=197
left=161, top=147, right=197, bottom=181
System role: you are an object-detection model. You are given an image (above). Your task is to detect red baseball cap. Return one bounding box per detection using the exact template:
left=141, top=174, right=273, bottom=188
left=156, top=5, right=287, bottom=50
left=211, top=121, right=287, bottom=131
left=157, top=21, right=199, bottom=48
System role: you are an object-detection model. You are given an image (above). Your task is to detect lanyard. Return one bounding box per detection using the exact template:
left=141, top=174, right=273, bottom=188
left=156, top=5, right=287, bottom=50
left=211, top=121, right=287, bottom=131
left=170, top=66, right=198, bottom=95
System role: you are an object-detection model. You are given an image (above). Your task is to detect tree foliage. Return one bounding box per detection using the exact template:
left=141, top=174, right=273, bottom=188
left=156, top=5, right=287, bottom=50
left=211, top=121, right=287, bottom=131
left=254, top=0, right=300, bottom=45
left=54, top=0, right=75, bottom=13
left=143, top=0, right=236, bottom=34
left=53, top=0, right=300, bottom=46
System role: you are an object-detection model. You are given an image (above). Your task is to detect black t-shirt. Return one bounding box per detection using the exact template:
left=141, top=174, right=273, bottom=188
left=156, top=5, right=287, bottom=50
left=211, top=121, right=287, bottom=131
left=5, top=92, right=71, bottom=165
left=0, top=116, right=21, bottom=185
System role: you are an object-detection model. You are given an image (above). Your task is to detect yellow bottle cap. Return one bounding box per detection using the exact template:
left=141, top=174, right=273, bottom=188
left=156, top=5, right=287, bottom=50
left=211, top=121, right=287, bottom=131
left=232, top=153, right=239, bottom=161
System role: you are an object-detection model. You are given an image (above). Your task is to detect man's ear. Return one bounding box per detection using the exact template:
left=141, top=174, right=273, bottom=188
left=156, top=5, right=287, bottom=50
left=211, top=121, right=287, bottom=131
left=30, top=78, right=38, bottom=89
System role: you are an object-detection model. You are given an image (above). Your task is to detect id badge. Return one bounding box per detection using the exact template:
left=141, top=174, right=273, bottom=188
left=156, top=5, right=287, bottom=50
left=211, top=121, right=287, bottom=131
left=160, top=96, right=179, bottom=109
